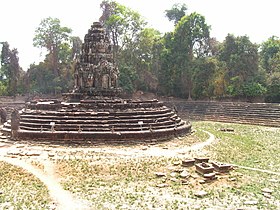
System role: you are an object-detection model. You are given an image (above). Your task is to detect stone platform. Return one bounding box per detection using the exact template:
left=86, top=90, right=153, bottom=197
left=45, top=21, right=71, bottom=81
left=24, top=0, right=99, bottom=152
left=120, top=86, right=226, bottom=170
left=2, top=98, right=191, bottom=143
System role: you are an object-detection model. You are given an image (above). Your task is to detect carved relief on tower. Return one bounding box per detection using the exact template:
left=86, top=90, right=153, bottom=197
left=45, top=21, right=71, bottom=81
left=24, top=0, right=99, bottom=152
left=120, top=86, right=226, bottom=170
left=74, top=21, right=119, bottom=93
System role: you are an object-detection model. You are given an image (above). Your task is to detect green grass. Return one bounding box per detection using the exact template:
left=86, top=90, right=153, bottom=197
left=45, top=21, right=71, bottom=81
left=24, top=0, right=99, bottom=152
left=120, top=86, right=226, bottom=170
left=193, top=121, right=280, bottom=209
left=0, top=161, right=51, bottom=210
left=193, top=121, right=280, bottom=171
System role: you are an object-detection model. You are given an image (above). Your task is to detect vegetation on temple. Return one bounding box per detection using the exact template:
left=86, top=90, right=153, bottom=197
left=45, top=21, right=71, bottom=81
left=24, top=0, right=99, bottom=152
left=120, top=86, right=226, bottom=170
left=0, top=1, right=279, bottom=102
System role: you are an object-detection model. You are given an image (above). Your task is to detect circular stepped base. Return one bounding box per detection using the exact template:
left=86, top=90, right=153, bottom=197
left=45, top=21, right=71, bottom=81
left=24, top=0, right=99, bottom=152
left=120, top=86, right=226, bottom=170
left=3, top=98, right=191, bottom=143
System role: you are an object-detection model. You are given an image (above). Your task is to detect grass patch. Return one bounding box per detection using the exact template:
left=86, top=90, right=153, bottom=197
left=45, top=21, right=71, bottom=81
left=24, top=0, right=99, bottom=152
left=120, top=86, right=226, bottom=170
left=193, top=121, right=280, bottom=171
left=0, top=161, right=51, bottom=209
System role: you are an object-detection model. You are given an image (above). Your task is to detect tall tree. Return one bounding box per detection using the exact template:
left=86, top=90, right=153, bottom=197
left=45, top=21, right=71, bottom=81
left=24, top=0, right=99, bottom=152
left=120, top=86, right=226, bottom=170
left=0, top=42, right=20, bottom=96
left=99, top=0, right=146, bottom=62
left=260, top=36, right=280, bottom=75
left=260, top=36, right=280, bottom=102
left=33, top=17, right=72, bottom=77
left=125, top=27, right=161, bottom=92
left=165, top=3, right=187, bottom=25
left=172, top=12, right=211, bottom=99
left=219, top=34, right=261, bottom=97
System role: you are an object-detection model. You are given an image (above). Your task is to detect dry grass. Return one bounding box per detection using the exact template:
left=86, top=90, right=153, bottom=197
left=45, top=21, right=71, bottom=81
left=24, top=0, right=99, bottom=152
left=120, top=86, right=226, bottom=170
left=1, top=121, right=280, bottom=209
left=0, top=161, right=51, bottom=209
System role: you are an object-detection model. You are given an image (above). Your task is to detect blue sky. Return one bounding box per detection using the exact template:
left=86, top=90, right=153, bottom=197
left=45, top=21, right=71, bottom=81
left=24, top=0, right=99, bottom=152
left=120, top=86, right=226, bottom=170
left=0, top=0, right=279, bottom=70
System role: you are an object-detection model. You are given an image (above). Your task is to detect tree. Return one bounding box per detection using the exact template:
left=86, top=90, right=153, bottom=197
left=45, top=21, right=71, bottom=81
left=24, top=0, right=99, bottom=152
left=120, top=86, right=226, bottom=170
left=172, top=12, right=211, bottom=99
left=99, top=0, right=146, bottom=62
left=219, top=34, right=260, bottom=97
left=126, top=28, right=161, bottom=92
left=165, top=3, right=187, bottom=25
left=0, top=42, right=20, bottom=96
left=260, top=36, right=280, bottom=75
left=33, top=17, right=72, bottom=77
left=192, top=57, right=217, bottom=99
left=266, top=72, right=280, bottom=102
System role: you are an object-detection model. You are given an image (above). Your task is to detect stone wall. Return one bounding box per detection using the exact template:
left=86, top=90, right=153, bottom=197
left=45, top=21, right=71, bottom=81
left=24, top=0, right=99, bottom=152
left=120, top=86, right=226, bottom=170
left=164, top=100, right=280, bottom=127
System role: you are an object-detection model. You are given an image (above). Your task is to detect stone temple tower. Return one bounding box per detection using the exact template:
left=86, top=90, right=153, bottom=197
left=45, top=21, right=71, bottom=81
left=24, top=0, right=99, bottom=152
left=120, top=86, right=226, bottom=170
left=73, top=22, right=121, bottom=98
left=2, top=22, right=191, bottom=142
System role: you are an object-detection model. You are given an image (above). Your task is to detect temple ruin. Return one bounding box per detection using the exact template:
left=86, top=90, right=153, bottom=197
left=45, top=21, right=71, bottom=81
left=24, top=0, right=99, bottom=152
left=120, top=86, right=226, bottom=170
left=2, top=22, right=191, bottom=143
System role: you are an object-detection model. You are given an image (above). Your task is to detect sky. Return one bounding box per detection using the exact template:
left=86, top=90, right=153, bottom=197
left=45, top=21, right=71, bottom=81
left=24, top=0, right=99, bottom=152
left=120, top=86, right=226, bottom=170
left=0, top=0, right=279, bottom=70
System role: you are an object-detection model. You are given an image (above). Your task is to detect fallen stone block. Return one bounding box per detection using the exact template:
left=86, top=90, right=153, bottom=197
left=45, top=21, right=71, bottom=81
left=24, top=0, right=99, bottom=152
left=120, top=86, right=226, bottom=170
left=195, top=162, right=214, bottom=175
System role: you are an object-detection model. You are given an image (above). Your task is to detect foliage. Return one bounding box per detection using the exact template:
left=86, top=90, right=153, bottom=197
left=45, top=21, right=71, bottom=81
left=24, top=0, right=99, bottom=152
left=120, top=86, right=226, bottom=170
left=3, top=3, right=276, bottom=102
left=192, top=57, right=217, bottom=99
left=100, top=0, right=146, bottom=62
left=31, top=17, right=75, bottom=95
left=0, top=42, right=20, bottom=96
left=165, top=3, right=187, bottom=25
left=260, top=36, right=280, bottom=74
left=219, top=34, right=260, bottom=98
left=100, top=0, right=160, bottom=93
left=242, top=81, right=267, bottom=98
left=265, top=72, right=280, bottom=102
left=158, top=12, right=210, bottom=98
left=118, top=64, right=137, bottom=93
left=33, top=17, right=72, bottom=77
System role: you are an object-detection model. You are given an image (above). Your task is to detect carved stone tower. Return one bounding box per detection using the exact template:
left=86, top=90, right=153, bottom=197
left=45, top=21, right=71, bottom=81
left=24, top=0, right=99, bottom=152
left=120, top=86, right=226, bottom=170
left=73, top=22, right=121, bottom=98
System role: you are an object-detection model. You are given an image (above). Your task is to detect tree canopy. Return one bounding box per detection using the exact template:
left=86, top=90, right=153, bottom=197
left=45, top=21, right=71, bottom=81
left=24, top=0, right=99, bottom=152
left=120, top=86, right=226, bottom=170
left=33, top=17, right=72, bottom=77
left=165, top=3, right=187, bottom=25
left=0, top=42, right=20, bottom=96
left=0, top=2, right=279, bottom=103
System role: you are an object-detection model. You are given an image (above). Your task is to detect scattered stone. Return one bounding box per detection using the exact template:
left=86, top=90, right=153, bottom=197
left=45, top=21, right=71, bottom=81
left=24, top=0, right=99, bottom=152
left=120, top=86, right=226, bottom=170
left=180, top=170, right=190, bottom=178
left=181, top=179, right=189, bottom=185
left=263, top=193, right=272, bottom=198
left=228, top=177, right=237, bottom=181
left=194, top=190, right=208, bottom=197
left=190, top=174, right=200, bottom=179
left=170, top=178, right=178, bottom=182
left=269, top=179, right=279, bottom=183
left=195, top=162, right=214, bottom=175
left=168, top=167, right=184, bottom=173
left=7, top=150, right=21, bottom=156
left=192, top=205, right=201, bottom=210
left=172, top=161, right=181, bottom=166
left=212, top=162, right=232, bottom=173
left=170, top=172, right=177, bottom=177
left=235, top=172, right=243, bottom=177
left=163, top=146, right=168, bottom=150
left=194, top=157, right=209, bottom=163
left=25, top=151, right=41, bottom=156
left=154, top=172, right=167, bottom=177
left=48, top=153, right=55, bottom=157
left=141, top=146, right=148, bottom=150
left=182, top=159, right=195, bottom=167
left=15, top=144, right=25, bottom=148
left=261, top=188, right=273, bottom=194
left=203, top=172, right=216, bottom=180
left=156, top=183, right=169, bottom=188
left=198, top=179, right=206, bottom=184
left=244, top=200, right=258, bottom=205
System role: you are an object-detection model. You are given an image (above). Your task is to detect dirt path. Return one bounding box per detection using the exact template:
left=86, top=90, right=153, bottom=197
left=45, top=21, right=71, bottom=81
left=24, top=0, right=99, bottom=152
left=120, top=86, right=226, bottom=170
left=0, top=156, right=90, bottom=210
left=81, top=130, right=216, bottom=158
